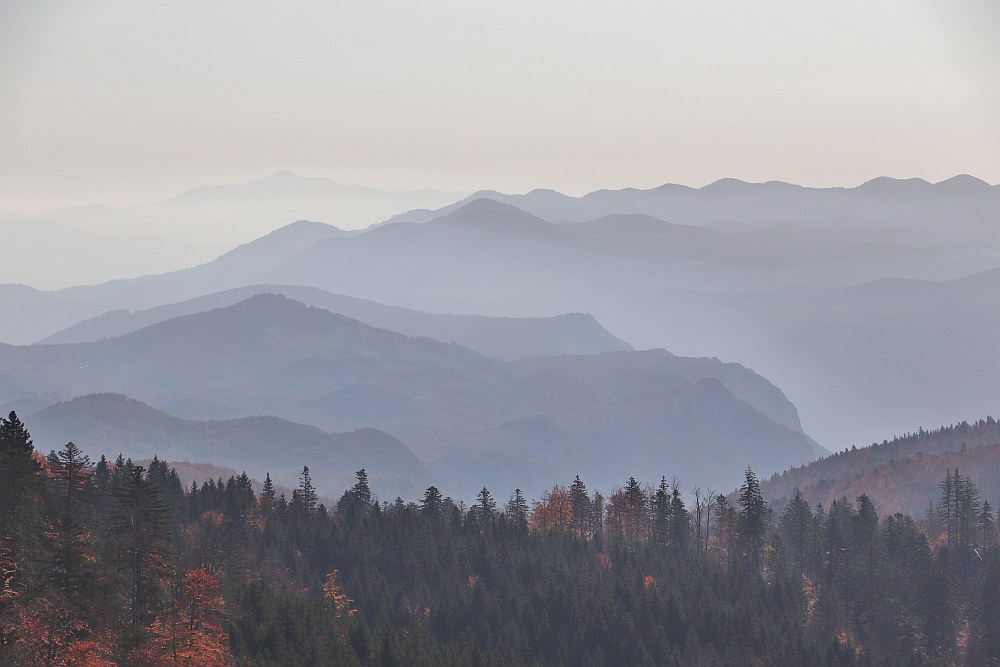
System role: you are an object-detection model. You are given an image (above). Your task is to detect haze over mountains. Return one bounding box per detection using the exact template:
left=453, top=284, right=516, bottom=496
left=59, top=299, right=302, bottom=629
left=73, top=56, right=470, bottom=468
left=4, top=173, right=999, bottom=497
left=0, top=172, right=464, bottom=287
left=393, top=174, right=1000, bottom=238
left=26, top=392, right=427, bottom=500
left=3, top=294, right=819, bottom=499
left=39, top=284, right=632, bottom=361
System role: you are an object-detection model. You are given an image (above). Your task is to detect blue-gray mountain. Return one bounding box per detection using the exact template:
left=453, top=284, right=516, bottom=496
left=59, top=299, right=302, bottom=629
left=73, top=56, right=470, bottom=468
left=26, top=392, right=425, bottom=499
left=0, top=294, right=822, bottom=499
left=3, top=175, right=998, bottom=451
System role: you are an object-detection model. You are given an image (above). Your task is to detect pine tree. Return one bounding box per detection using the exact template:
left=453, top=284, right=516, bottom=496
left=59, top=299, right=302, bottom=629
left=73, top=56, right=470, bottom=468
left=337, top=469, right=372, bottom=517
left=652, top=477, right=671, bottom=548
left=779, top=489, right=813, bottom=579
left=0, top=411, right=42, bottom=603
left=261, top=473, right=276, bottom=503
left=51, top=442, right=93, bottom=518
left=260, top=473, right=276, bottom=516
left=737, top=467, right=767, bottom=575
left=939, top=469, right=956, bottom=548
left=715, top=495, right=737, bottom=570
left=979, top=500, right=994, bottom=546
left=420, top=486, right=445, bottom=519
left=568, top=475, right=591, bottom=537
left=0, top=411, right=40, bottom=530
left=623, top=476, right=647, bottom=547
left=110, top=466, right=171, bottom=627
left=351, top=469, right=371, bottom=506
left=505, top=489, right=528, bottom=531
left=94, top=455, right=111, bottom=493
left=669, top=483, right=690, bottom=551
left=298, top=466, right=318, bottom=515
left=47, top=442, right=97, bottom=605
left=473, top=487, right=496, bottom=526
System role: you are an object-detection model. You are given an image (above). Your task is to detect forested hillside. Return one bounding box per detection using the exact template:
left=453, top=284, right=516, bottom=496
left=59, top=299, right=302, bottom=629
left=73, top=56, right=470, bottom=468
left=3, top=411, right=999, bottom=665
left=764, top=417, right=1000, bottom=516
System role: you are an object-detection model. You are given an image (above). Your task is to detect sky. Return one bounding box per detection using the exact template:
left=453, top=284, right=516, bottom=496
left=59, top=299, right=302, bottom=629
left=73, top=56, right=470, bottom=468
left=1, top=0, right=998, bottom=213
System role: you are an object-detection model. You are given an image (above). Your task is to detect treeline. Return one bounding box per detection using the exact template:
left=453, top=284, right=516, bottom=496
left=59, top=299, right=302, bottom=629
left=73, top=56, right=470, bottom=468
left=764, top=416, right=1000, bottom=516
left=2, top=411, right=1000, bottom=665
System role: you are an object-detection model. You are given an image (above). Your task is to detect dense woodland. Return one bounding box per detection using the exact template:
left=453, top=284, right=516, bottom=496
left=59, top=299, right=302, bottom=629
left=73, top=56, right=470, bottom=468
left=2, top=410, right=1000, bottom=666
left=764, top=418, right=1000, bottom=517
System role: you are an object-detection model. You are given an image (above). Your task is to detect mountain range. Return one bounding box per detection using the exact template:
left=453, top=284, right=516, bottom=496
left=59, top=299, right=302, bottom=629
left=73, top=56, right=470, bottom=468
left=39, top=283, right=632, bottom=361
left=27, top=393, right=425, bottom=499
left=2, top=294, right=822, bottom=499
left=4, top=173, right=999, bottom=458
left=390, top=174, right=1000, bottom=236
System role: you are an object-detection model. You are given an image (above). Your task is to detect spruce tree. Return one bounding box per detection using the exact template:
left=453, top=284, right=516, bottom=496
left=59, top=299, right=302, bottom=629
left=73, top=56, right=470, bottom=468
left=473, top=487, right=496, bottom=526
left=420, top=486, right=444, bottom=519
left=111, top=466, right=171, bottom=627
left=737, top=466, right=767, bottom=575
left=568, top=475, right=591, bottom=537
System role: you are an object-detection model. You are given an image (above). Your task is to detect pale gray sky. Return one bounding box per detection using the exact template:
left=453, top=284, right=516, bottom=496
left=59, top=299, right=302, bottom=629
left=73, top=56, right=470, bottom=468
left=2, top=0, right=998, bottom=213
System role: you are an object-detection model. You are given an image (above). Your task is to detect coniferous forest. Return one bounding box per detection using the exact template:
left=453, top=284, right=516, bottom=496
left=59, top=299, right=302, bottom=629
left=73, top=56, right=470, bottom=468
left=2, top=410, right=1000, bottom=666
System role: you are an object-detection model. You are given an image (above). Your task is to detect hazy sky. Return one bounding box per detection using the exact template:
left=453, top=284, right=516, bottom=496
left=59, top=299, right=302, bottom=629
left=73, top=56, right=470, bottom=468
left=2, top=0, right=998, bottom=212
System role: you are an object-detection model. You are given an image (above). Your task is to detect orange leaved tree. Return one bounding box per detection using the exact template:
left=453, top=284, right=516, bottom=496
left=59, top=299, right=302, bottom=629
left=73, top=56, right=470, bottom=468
left=150, top=568, right=231, bottom=666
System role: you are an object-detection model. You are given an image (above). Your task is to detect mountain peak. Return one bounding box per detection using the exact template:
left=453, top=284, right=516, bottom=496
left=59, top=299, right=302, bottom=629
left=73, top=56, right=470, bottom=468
left=431, top=198, right=555, bottom=234
left=450, top=197, right=525, bottom=215
left=855, top=176, right=931, bottom=193
left=934, top=174, right=992, bottom=192
left=701, top=178, right=752, bottom=192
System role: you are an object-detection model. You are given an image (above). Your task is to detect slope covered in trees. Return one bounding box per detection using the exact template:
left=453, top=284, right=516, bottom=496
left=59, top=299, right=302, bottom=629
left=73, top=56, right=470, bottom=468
left=764, top=417, right=1000, bottom=516
left=3, top=412, right=999, bottom=665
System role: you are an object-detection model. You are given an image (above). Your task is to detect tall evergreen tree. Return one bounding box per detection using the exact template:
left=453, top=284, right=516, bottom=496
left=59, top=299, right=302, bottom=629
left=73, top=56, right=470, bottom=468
left=0, top=411, right=40, bottom=530
left=472, top=487, right=496, bottom=526
left=338, top=468, right=372, bottom=516
left=737, top=467, right=767, bottom=575
left=110, top=466, right=171, bottom=628
left=420, top=486, right=444, bottom=519
left=568, top=475, right=591, bottom=537
left=670, top=483, right=690, bottom=551
left=779, top=489, right=813, bottom=579
left=298, top=466, right=318, bottom=515
left=505, top=489, right=529, bottom=531
left=652, top=477, right=672, bottom=548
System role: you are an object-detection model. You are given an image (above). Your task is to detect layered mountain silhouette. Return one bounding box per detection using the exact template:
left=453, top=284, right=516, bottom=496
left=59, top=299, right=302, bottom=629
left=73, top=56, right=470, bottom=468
left=0, top=294, right=821, bottom=498
left=3, top=175, right=998, bottom=455
left=389, top=175, right=1000, bottom=232
left=40, top=284, right=632, bottom=360
left=26, top=393, right=426, bottom=499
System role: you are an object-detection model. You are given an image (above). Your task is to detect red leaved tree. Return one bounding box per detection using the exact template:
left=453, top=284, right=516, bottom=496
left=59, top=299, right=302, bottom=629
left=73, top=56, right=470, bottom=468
left=150, top=568, right=231, bottom=666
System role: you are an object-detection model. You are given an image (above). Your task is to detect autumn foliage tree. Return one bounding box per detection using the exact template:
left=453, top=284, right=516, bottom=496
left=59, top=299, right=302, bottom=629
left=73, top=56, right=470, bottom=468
left=151, top=568, right=230, bottom=666
left=529, top=485, right=572, bottom=531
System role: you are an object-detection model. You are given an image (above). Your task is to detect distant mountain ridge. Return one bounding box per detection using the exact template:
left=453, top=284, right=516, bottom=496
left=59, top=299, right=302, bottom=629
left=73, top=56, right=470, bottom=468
left=28, top=392, right=427, bottom=499
left=386, top=175, right=1000, bottom=229
left=0, top=294, right=821, bottom=498
left=3, top=174, right=998, bottom=455
left=39, top=284, right=632, bottom=361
